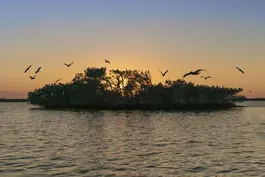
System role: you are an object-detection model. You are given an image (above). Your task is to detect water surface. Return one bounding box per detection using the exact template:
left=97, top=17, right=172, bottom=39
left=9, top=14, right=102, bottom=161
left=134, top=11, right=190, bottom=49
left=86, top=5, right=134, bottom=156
left=1, top=102, right=265, bottom=176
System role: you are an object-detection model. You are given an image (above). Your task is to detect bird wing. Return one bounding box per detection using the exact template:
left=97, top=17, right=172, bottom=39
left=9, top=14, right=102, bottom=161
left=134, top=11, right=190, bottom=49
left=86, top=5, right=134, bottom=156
left=70, top=62, right=74, bottom=65
left=195, top=69, right=206, bottom=73
left=164, top=70, right=168, bottom=75
left=158, top=70, right=163, bottom=75
left=35, top=68, right=40, bottom=73
left=236, top=67, right=244, bottom=73
left=194, top=71, right=201, bottom=75
left=24, top=65, right=32, bottom=72
left=64, top=63, right=68, bottom=66
left=183, top=72, right=192, bottom=78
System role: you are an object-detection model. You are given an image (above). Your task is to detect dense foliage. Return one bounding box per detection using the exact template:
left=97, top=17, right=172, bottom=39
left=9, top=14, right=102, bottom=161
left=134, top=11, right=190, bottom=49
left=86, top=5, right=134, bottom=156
left=28, top=67, right=245, bottom=109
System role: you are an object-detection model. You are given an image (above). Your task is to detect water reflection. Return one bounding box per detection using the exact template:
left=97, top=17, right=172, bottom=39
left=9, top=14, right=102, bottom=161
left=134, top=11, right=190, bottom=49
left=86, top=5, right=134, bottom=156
left=1, top=103, right=265, bottom=176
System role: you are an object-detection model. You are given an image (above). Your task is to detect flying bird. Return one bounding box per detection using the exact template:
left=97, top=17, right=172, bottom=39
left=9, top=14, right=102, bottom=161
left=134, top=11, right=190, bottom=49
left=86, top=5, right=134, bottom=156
left=158, top=69, right=168, bottom=76
left=236, top=67, right=244, bottom=74
left=64, top=62, right=74, bottom=67
left=35, top=67, right=42, bottom=74
left=55, top=79, right=62, bottom=83
left=249, top=90, right=252, bottom=93
left=29, top=75, right=36, bottom=80
left=183, top=69, right=206, bottom=78
left=24, top=65, right=32, bottom=73
left=201, top=76, right=211, bottom=80
left=105, top=59, right=110, bottom=64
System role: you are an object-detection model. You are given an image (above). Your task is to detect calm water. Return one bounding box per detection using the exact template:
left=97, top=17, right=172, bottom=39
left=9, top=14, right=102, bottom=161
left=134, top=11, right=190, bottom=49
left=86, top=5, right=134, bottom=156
left=1, top=102, right=265, bottom=176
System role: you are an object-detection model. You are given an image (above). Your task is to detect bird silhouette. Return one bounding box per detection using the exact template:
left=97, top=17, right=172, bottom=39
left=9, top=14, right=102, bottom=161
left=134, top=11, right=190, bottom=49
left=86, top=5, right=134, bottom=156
left=29, top=75, right=36, bottom=80
left=24, top=65, right=32, bottom=73
left=55, top=79, right=62, bottom=83
left=183, top=69, right=206, bottom=78
left=105, top=59, right=110, bottom=64
left=249, top=90, right=252, bottom=93
left=201, top=76, right=211, bottom=80
left=35, top=67, right=42, bottom=74
left=236, top=67, right=244, bottom=74
left=158, top=69, right=168, bottom=76
left=64, top=62, right=74, bottom=67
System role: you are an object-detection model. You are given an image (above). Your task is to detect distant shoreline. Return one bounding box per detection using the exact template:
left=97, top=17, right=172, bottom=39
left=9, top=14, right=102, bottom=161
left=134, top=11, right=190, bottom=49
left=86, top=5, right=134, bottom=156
left=0, top=98, right=28, bottom=102
left=245, top=98, right=265, bottom=101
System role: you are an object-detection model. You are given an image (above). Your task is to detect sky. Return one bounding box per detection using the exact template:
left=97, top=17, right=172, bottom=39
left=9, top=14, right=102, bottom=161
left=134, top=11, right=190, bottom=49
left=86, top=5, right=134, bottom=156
left=0, top=0, right=265, bottom=98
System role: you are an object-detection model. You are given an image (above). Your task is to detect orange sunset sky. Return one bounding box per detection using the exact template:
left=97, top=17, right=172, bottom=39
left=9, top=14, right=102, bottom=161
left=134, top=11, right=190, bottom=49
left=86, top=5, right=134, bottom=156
left=1, top=0, right=265, bottom=98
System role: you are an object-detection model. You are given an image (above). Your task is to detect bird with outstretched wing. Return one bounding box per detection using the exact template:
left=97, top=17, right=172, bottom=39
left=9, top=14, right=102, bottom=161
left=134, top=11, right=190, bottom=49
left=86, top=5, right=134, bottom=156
left=158, top=69, right=168, bottom=76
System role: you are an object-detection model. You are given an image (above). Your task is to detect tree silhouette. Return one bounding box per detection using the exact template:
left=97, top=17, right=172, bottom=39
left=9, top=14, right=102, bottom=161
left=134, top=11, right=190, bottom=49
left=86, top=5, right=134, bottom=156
left=28, top=67, right=244, bottom=109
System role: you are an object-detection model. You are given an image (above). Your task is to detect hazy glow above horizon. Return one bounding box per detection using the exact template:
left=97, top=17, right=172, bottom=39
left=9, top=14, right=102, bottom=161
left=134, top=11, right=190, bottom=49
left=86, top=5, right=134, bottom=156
left=0, top=0, right=265, bottom=98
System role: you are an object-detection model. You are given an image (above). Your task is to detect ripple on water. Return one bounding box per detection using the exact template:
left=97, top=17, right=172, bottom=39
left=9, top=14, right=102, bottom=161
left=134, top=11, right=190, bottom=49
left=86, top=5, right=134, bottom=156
left=1, top=103, right=265, bottom=176
left=186, top=166, right=207, bottom=173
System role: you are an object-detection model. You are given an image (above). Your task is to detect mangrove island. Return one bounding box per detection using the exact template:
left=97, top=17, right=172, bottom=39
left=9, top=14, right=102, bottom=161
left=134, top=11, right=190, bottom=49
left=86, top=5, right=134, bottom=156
left=28, top=67, right=245, bottom=110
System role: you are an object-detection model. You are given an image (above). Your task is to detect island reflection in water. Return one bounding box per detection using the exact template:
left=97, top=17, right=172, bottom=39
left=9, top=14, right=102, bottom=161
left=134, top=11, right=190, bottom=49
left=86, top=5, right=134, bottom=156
left=1, top=102, right=265, bottom=176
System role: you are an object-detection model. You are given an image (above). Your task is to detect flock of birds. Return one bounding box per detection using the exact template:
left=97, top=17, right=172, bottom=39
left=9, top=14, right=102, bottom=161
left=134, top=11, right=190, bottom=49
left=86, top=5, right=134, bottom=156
left=158, top=67, right=251, bottom=93
left=24, top=62, right=75, bottom=82
left=158, top=69, right=211, bottom=80
left=24, top=66, right=42, bottom=80
left=24, top=60, right=111, bottom=82
left=156, top=66, right=250, bottom=93
left=24, top=59, right=251, bottom=93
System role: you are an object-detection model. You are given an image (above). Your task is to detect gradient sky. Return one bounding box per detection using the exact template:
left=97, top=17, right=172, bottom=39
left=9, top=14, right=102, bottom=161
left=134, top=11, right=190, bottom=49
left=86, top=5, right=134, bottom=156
left=1, top=0, right=265, bottom=98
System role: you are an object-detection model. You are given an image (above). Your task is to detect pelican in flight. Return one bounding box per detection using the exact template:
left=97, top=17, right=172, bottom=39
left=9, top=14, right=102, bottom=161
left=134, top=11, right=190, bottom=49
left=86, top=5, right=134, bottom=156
left=35, top=67, right=42, bottom=74
left=105, top=59, right=110, bottom=64
left=64, top=62, right=74, bottom=67
left=201, top=76, right=211, bottom=80
left=24, top=65, right=32, bottom=73
left=236, top=67, right=244, bottom=74
left=158, top=69, right=168, bottom=76
left=55, top=79, right=62, bottom=83
left=183, top=69, right=206, bottom=78
left=29, top=75, right=36, bottom=80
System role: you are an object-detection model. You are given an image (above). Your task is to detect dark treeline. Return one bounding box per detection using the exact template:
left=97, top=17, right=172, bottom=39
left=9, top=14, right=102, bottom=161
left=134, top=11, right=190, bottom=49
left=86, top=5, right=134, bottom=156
left=0, top=98, right=28, bottom=102
left=28, top=67, right=245, bottom=110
